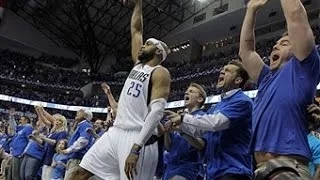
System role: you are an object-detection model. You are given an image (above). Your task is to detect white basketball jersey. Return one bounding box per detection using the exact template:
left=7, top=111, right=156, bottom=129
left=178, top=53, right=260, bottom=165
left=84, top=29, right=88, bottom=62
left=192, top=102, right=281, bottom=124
left=113, top=63, right=161, bottom=130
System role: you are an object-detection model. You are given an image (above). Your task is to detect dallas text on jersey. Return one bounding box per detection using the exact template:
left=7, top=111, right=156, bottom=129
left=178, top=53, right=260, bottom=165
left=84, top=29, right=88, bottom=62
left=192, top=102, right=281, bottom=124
left=128, top=70, right=150, bottom=83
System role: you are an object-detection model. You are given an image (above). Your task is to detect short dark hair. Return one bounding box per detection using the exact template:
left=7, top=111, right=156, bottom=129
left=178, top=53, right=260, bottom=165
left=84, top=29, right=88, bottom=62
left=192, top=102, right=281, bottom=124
left=22, top=116, right=31, bottom=123
left=228, top=60, right=249, bottom=88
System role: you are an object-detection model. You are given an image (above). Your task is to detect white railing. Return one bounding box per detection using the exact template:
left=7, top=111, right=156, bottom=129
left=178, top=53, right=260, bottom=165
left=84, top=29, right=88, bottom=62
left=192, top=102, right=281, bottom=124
left=0, top=83, right=319, bottom=113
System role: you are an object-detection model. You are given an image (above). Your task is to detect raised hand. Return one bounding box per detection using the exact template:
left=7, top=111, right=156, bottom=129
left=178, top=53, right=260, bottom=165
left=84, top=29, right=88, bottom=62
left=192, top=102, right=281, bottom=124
left=247, top=0, right=270, bottom=10
left=101, top=83, right=111, bottom=94
left=8, top=108, right=15, bottom=116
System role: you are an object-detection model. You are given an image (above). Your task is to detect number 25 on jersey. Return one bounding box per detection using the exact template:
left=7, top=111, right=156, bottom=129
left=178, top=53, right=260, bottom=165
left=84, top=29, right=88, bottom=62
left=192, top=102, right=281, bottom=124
left=127, top=81, right=142, bottom=97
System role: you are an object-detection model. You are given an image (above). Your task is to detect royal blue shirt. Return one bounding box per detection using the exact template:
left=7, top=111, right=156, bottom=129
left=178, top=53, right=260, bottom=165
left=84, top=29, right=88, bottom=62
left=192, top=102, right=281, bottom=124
left=163, top=109, right=205, bottom=180
left=251, top=47, right=320, bottom=159
left=25, top=140, right=45, bottom=160
left=2, top=135, right=12, bottom=153
left=308, top=133, right=320, bottom=176
left=0, top=134, right=8, bottom=148
left=67, top=120, right=93, bottom=160
left=206, top=90, right=253, bottom=179
left=43, top=131, right=68, bottom=166
left=97, top=130, right=104, bottom=137
left=10, top=124, right=33, bottom=157
left=51, top=153, right=68, bottom=179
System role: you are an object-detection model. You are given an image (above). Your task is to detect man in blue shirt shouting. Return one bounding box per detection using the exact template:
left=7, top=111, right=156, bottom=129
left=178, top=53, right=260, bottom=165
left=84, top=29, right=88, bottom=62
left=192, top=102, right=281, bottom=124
left=166, top=60, right=253, bottom=180
left=239, top=0, right=320, bottom=179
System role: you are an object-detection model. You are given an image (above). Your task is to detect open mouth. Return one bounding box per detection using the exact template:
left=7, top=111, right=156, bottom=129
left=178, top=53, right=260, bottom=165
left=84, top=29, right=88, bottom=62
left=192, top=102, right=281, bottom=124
left=218, top=76, right=224, bottom=83
left=272, top=54, right=280, bottom=61
left=184, top=96, right=190, bottom=101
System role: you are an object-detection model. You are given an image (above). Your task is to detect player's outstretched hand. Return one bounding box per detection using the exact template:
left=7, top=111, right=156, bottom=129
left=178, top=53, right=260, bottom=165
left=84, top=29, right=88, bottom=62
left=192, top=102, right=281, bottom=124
left=124, top=152, right=139, bottom=180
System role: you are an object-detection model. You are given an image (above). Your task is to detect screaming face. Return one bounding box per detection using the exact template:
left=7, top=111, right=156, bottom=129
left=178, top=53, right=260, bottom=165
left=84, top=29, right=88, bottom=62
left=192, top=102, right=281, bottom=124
left=184, top=86, right=203, bottom=108
left=216, top=64, right=242, bottom=91
left=269, top=35, right=293, bottom=71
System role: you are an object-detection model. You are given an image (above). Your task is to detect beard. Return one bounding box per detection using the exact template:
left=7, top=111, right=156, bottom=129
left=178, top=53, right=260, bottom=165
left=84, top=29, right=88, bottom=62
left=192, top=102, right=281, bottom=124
left=138, top=51, right=154, bottom=63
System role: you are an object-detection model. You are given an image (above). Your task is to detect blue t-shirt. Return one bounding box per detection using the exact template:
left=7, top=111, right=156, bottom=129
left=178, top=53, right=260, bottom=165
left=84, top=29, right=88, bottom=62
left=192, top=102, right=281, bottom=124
left=10, top=124, right=33, bottom=157
left=67, top=120, right=93, bottom=160
left=251, top=47, right=320, bottom=159
left=205, top=90, right=253, bottom=179
left=163, top=109, right=205, bottom=180
left=2, top=135, right=12, bottom=153
left=308, top=133, right=320, bottom=176
left=43, top=131, right=68, bottom=166
left=51, top=153, right=68, bottom=179
left=0, top=134, right=8, bottom=148
left=25, top=140, right=45, bottom=160
left=97, top=130, right=104, bottom=137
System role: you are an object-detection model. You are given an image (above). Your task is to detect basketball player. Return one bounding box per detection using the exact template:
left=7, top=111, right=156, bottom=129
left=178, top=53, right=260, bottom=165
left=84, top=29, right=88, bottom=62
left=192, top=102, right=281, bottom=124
left=71, top=0, right=171, bottom=179
left=239, top=0, right=320, bottom=179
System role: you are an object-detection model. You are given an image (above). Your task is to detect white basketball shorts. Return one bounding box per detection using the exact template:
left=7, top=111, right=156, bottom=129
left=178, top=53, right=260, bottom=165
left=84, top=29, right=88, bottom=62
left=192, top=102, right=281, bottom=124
left=80, top=127, right=158, bottom=180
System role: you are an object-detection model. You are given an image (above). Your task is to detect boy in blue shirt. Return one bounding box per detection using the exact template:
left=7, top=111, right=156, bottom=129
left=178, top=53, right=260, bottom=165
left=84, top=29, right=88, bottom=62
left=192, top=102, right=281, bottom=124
left=62, top=109, right=93, bottom=180
left=166, top=60, right=253, bottom=179
left=163, top=83, right=207, bottom=180
left=239, top=0, right=320, bottom=179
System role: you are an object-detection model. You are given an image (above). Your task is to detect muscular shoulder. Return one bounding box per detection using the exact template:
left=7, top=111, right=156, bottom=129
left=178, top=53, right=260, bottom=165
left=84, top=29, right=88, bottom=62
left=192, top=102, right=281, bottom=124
left=152, top=66, right=171, bottom=79
left=151, top=66, right=171, bottom=82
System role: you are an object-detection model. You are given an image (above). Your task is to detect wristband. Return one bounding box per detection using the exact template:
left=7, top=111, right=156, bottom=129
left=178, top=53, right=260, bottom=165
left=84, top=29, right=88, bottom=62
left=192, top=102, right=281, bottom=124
left=130, top=150, right=140, bottom=155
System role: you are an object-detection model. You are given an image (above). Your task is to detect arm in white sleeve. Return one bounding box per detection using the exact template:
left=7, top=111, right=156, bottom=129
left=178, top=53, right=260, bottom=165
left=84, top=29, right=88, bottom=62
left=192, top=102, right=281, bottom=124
left=134, top=98, right=166, bottom=147
left=180, top=113, right=230, bottom=137
left=8, top=115, right=17, bottom=133
left=65, top=137, right=89, bottom=153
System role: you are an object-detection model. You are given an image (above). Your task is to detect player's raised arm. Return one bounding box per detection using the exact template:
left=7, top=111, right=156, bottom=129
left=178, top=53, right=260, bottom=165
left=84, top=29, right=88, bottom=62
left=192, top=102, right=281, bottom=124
left=238, top=0, right=268, bottom=83
left=130, top=0, right=143, bottom=64
left=280, top=0, right=315, bottom=61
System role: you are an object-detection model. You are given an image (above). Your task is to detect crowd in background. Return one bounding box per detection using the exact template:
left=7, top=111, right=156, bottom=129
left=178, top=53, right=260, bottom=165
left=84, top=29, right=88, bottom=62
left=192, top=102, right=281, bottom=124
left=0, top=27, right=319, bottom=107
left=0, top=106, right=112, bottom=180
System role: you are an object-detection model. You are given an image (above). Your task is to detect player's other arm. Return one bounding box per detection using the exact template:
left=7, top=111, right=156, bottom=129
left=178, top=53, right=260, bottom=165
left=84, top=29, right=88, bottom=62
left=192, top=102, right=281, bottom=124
left=280, top=0, right=315, bottom=61
left=131, top=67, right=171, bottom=152
left=130, top=0, right=143, bottom=64
left=238, top=0, right=266, bottom=83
